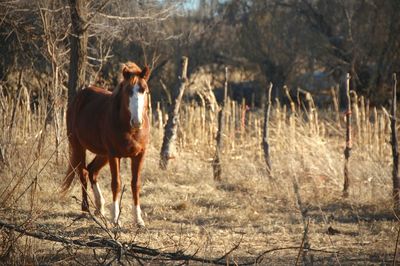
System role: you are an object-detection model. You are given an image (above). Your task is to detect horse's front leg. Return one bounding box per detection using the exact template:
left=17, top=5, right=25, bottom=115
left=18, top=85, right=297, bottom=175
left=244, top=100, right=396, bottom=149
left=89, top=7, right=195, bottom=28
left=109, top=157, right=121, bottom=225
left=131, top=152, right=145, bottom=227
left=87, top=155, right=108, bottom=216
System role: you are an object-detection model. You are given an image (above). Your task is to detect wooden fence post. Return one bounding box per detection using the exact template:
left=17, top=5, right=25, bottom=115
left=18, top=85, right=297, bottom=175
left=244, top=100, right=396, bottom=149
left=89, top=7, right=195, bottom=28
left=212, top=67, right=228, bottom=181
left=159, top=56, right=189, bottom=170
left=262, top=82, right=273, bottom=176
left=343, top=73, right=352, bottom=197
left=331, top=86, right=340, bottom=127
left=391, top=73, right=400, bottom=210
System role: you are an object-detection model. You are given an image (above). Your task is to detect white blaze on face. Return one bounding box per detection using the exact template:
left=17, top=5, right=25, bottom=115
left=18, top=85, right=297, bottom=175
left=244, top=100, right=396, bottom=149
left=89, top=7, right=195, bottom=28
left=129, top=84, right=145, bottom=128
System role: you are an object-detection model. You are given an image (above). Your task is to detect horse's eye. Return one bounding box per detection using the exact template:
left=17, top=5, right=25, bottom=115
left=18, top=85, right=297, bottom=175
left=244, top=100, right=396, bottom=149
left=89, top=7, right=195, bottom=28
left=142, top=84, right=149, bottom=93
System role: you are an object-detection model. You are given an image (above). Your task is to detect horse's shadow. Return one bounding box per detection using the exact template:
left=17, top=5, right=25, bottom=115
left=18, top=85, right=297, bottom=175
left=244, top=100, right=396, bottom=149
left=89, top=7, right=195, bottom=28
left=7, top=208, right=134, bottom=237
left=305, top=201, right=397, bottom=224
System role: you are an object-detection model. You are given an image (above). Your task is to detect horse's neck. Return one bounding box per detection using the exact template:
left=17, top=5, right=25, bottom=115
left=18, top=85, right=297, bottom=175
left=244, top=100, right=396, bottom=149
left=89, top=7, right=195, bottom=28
left=110, top=93, right=131, bottom=130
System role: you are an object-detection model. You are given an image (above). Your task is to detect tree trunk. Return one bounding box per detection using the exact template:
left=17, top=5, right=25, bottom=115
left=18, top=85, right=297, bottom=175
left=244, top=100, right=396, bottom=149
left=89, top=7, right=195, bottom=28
left=212, top=67, right=228, bottom=181
left=159, top=56, right=188, bottom=170
left=262, top=60, right=285, bottom=100
left=67, top=0, right=88, bottom=107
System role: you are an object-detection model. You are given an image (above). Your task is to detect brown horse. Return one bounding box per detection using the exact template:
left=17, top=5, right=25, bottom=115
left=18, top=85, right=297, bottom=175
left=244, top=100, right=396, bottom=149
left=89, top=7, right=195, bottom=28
left=62, top=62, right=150, bottom=227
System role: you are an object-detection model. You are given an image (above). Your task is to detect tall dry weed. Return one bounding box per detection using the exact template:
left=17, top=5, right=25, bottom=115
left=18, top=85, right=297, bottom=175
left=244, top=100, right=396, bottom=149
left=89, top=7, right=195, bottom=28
left=0, top=88, right=396, bottom=264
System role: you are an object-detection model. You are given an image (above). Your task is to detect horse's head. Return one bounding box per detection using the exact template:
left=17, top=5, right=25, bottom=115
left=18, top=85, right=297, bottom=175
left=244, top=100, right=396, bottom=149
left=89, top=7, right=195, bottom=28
left=116, top=62, right=151, bottom=129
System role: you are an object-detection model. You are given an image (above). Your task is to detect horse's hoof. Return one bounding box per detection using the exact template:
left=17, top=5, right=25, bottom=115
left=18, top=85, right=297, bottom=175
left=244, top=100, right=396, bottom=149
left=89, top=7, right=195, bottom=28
left=81, top=200, right=90, bottom=212
left=113, top=223, right=121, bottom=228
left=136, top=220, right=145, bottom=228
left=94, top=209, right=105, bottom=217
left=111, top=219, right=122, bottom=227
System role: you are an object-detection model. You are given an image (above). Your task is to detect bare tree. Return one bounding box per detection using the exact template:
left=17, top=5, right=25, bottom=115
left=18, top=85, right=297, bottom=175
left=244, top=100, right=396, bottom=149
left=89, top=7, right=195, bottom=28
left=160, top=56, right=188, bottom=169
left=294, top=0, right=400, bottom=99
left=67, top=0, right=88, bottom=106
left=38, top=0, right=71, bottom=161
left=209, top=0, right=400, bottom=103
left=218, top=1, right=307, bottom=98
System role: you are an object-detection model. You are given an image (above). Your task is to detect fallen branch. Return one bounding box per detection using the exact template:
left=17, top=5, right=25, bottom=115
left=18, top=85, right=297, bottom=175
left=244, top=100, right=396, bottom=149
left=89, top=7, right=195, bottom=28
left=0, top=219, right=340, bottom=265
left=0, top=219, right=241, bottom=265
left=255, top=245, right=339, bottom=264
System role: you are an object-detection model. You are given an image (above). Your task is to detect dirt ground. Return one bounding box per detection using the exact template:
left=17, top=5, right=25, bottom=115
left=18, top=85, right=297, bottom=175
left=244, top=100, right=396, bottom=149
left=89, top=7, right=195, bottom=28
left=0, top=133, right=398, bottom=265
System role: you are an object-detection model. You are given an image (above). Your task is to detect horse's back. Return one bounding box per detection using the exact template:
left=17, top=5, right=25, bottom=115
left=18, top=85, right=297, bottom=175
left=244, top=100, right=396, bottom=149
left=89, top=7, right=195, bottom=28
left=67, top=86, right=112, bottom=154
left=68, top=86, right=111, bottom=123
left=76, top=86, right=111, bottom=108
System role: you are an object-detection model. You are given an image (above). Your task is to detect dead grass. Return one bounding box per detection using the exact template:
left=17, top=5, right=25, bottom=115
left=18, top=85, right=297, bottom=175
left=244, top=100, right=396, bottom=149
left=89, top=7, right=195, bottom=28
left=0, top=94, right=398, bottom=265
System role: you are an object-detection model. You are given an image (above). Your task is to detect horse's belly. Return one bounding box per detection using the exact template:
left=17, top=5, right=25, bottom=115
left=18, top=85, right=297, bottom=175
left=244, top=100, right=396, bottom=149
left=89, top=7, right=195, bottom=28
left=76, top=132, right=107, bottom=155
left=74, top=117, right=107, bottom=155
left=85, top=141, right=108, bottom=155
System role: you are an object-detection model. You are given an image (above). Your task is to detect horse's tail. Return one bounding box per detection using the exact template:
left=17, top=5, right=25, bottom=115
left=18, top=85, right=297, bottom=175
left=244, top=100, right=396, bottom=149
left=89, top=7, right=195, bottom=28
left=61, top=96, right=83, bottom=194
left=61, top=139, right=83, bottom=194
left=61, top=169, right=74, bottom=194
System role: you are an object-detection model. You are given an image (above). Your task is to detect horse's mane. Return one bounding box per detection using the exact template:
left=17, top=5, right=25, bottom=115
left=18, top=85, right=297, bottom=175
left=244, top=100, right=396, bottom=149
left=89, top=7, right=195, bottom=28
left=123, top=61, right=142, bottom=76
left=112, top=62, right=142, bottom=96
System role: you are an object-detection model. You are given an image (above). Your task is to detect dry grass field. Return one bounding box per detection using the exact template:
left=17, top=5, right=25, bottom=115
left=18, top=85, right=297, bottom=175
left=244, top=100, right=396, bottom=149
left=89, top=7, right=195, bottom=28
left=0, top=91, right=398, bottom=265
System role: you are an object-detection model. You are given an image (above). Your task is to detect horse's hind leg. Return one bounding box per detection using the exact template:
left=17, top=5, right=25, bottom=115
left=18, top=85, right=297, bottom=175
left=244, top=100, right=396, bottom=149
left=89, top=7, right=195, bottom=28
left=72, top=146, right=89, bottom=212
left=87, top=155, right=108, bottom=216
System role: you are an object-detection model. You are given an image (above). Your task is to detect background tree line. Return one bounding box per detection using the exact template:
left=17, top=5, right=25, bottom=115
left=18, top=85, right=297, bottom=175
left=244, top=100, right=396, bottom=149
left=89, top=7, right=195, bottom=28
left=1, top=0, right=399, bottom=108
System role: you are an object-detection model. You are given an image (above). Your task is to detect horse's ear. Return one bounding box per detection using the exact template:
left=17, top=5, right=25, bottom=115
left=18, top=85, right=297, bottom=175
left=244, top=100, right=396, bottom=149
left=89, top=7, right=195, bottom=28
left=112, top=83, right=121, bottom=96
left=140, top=66, right=150, bottom=81
left=122, top=66, right=134, bottom=80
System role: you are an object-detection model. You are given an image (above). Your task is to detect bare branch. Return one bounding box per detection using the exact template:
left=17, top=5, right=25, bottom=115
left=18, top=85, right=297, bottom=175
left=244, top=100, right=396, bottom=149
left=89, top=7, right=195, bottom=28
left=93, top=4, right=179, bottom=22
